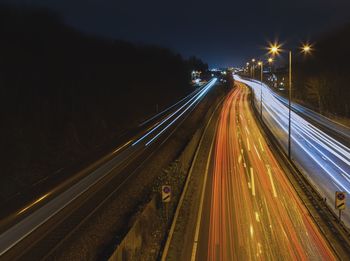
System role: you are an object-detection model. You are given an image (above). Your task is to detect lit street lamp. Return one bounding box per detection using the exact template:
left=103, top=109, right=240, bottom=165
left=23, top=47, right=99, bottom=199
left=267, top=57, right=274, bottom=73
left=268, top=42, right=312, bottom=159
left=258, top=61, right=263, bottom=119
left=251, top=58, right=256, bottom=79
left=301, top=44, right=312, bottom=54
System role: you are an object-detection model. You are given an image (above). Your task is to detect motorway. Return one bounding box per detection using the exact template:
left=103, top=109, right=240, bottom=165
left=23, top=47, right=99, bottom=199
left=236, top=75, right=350, bottom=226
left=0, top=79, right=217, bottom=260
left=194, top=83, right=334, bottom=260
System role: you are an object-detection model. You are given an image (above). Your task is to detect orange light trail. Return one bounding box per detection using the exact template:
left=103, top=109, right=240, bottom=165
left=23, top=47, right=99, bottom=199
left=206, top=83, right=335, bottom=260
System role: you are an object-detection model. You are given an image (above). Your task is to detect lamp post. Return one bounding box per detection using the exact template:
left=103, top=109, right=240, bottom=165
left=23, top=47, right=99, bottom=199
left=246, top=62, right=251, bottom=78
left=268, top=57, right=273, bottom=72
left=246, top=62, right=250, bottom=74
left=252, top=58, right=256, bottom=79
left=258, top=61, right=263, bottom=119
left=288, top=51, right=292, bottom=158
left=268, top=43, right=312, bottom=159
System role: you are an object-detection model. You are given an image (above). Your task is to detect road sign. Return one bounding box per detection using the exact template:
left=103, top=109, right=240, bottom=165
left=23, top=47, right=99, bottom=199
left=335, top=191, right=346, bottom=210
left=162, top=185, right=171, bottom=203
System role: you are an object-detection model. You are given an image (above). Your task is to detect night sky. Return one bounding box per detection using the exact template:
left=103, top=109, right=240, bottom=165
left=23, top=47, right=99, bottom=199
left=3, top=0, right=350, bottom=67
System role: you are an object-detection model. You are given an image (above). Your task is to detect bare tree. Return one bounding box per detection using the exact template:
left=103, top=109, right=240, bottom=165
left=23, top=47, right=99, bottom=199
left=305, top=76, right=329, bottom=114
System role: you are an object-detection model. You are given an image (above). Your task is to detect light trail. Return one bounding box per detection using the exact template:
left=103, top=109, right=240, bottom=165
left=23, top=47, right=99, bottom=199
left=145, top=79, right=216, bottom=146
left=132, top=78, right=217, bottom=146
left=138, top=88, right=200, bottom=127
left=204, top=84, right=334, bottom=260
left=235, top=75, right=350, bottom=225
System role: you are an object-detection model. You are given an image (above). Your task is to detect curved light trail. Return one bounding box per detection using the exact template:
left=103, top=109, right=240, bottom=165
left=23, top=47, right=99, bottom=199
left=235, top=75, right=350, bottom=226
left=206, top=83, right=334, bottom=260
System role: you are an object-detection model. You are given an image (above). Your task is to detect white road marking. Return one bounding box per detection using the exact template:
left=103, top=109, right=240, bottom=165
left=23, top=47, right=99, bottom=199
left=255, top=212, right=260, bottom=222
left=266, top=165, right=277, bottom=198
left=254, top=145, right=261, bottom=161
left=258, top=138, right=264, bottom=152
left=251, top=167, right=255, bottom=196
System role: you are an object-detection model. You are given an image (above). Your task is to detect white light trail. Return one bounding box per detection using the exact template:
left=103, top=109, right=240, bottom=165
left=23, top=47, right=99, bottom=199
left=235, top=75, right=350, bottom=224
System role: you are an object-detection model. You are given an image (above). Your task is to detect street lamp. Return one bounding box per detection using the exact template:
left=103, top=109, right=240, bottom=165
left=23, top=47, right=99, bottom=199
left=301, top=43, right=312, bottom=54
left=251, top=58, right=256, bottom=79
left=268, top=43, right=281, bottom=56
left=246, top=62, right=251, bottom=77
left=268, top=42, right=312, bottom=159
left=267, top=57, right=274, bottom=73
left=258, top=61, right=263, bottom=119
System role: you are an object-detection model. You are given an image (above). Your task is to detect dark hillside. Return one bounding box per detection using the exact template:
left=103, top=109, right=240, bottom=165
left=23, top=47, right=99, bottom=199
left=0, top=5, right=197, bottom=201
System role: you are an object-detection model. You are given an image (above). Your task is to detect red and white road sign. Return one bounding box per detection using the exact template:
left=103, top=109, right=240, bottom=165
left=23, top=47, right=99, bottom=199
left=335, top=191, right=346, bottom=210
left=162, top=185, right=171, bottom=203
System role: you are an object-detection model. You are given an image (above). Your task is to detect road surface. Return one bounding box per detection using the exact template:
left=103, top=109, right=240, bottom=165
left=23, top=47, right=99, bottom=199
left=194, top=83, right=335, bottom=260
left=236, top=75, right=350, bottom=226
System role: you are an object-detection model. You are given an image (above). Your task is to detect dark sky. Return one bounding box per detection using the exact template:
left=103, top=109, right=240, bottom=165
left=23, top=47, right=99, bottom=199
left=3, top=0, right=350, bottom=67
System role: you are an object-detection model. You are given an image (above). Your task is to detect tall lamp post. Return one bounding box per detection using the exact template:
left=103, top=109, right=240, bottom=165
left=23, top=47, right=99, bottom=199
left=252, top=58, right=256, bottom=79
left=246, top=62, right=250, bottom=76
left=268, top=43, right=312, bottom=159
left=257, top=61, right=263, bottom=119
left=268, top=57, right=274, bottom=72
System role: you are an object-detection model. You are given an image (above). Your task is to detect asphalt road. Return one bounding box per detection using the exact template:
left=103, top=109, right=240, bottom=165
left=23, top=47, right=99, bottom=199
left=0, top=79, right=217, bottom=260
left=194, top=83, right=335, bottom=260
left=236, top=75, right=350, bottom=227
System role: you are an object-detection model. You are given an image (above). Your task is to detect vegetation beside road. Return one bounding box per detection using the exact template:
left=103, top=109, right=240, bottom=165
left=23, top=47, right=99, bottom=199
left=0, top=5, right=208, bottom=203
left=293, top=24, right=350, bottom=119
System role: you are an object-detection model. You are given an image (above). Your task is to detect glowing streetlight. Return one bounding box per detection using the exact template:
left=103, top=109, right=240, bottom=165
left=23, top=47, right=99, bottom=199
left=269, top=43, right=281, bottom=55
left=258, top=61, right=263, bottom=119
left=250, top=59, right=257, bottom=78
left=301, top=43, right=312, bottom=54
left=267, top=58, right=274, bottom=71
left=265, top=41, right=313, bottom=159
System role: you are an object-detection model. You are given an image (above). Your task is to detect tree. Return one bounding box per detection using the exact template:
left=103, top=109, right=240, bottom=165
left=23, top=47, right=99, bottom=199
left=187, top=56, right=209, bottom=73
left=304, top=76, right=329, bottom=114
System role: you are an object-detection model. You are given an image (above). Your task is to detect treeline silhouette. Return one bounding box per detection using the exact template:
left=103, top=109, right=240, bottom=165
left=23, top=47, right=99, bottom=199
left=0, top=5, right=207, bottom=200
left=293, top=24, right=350, bottom=117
